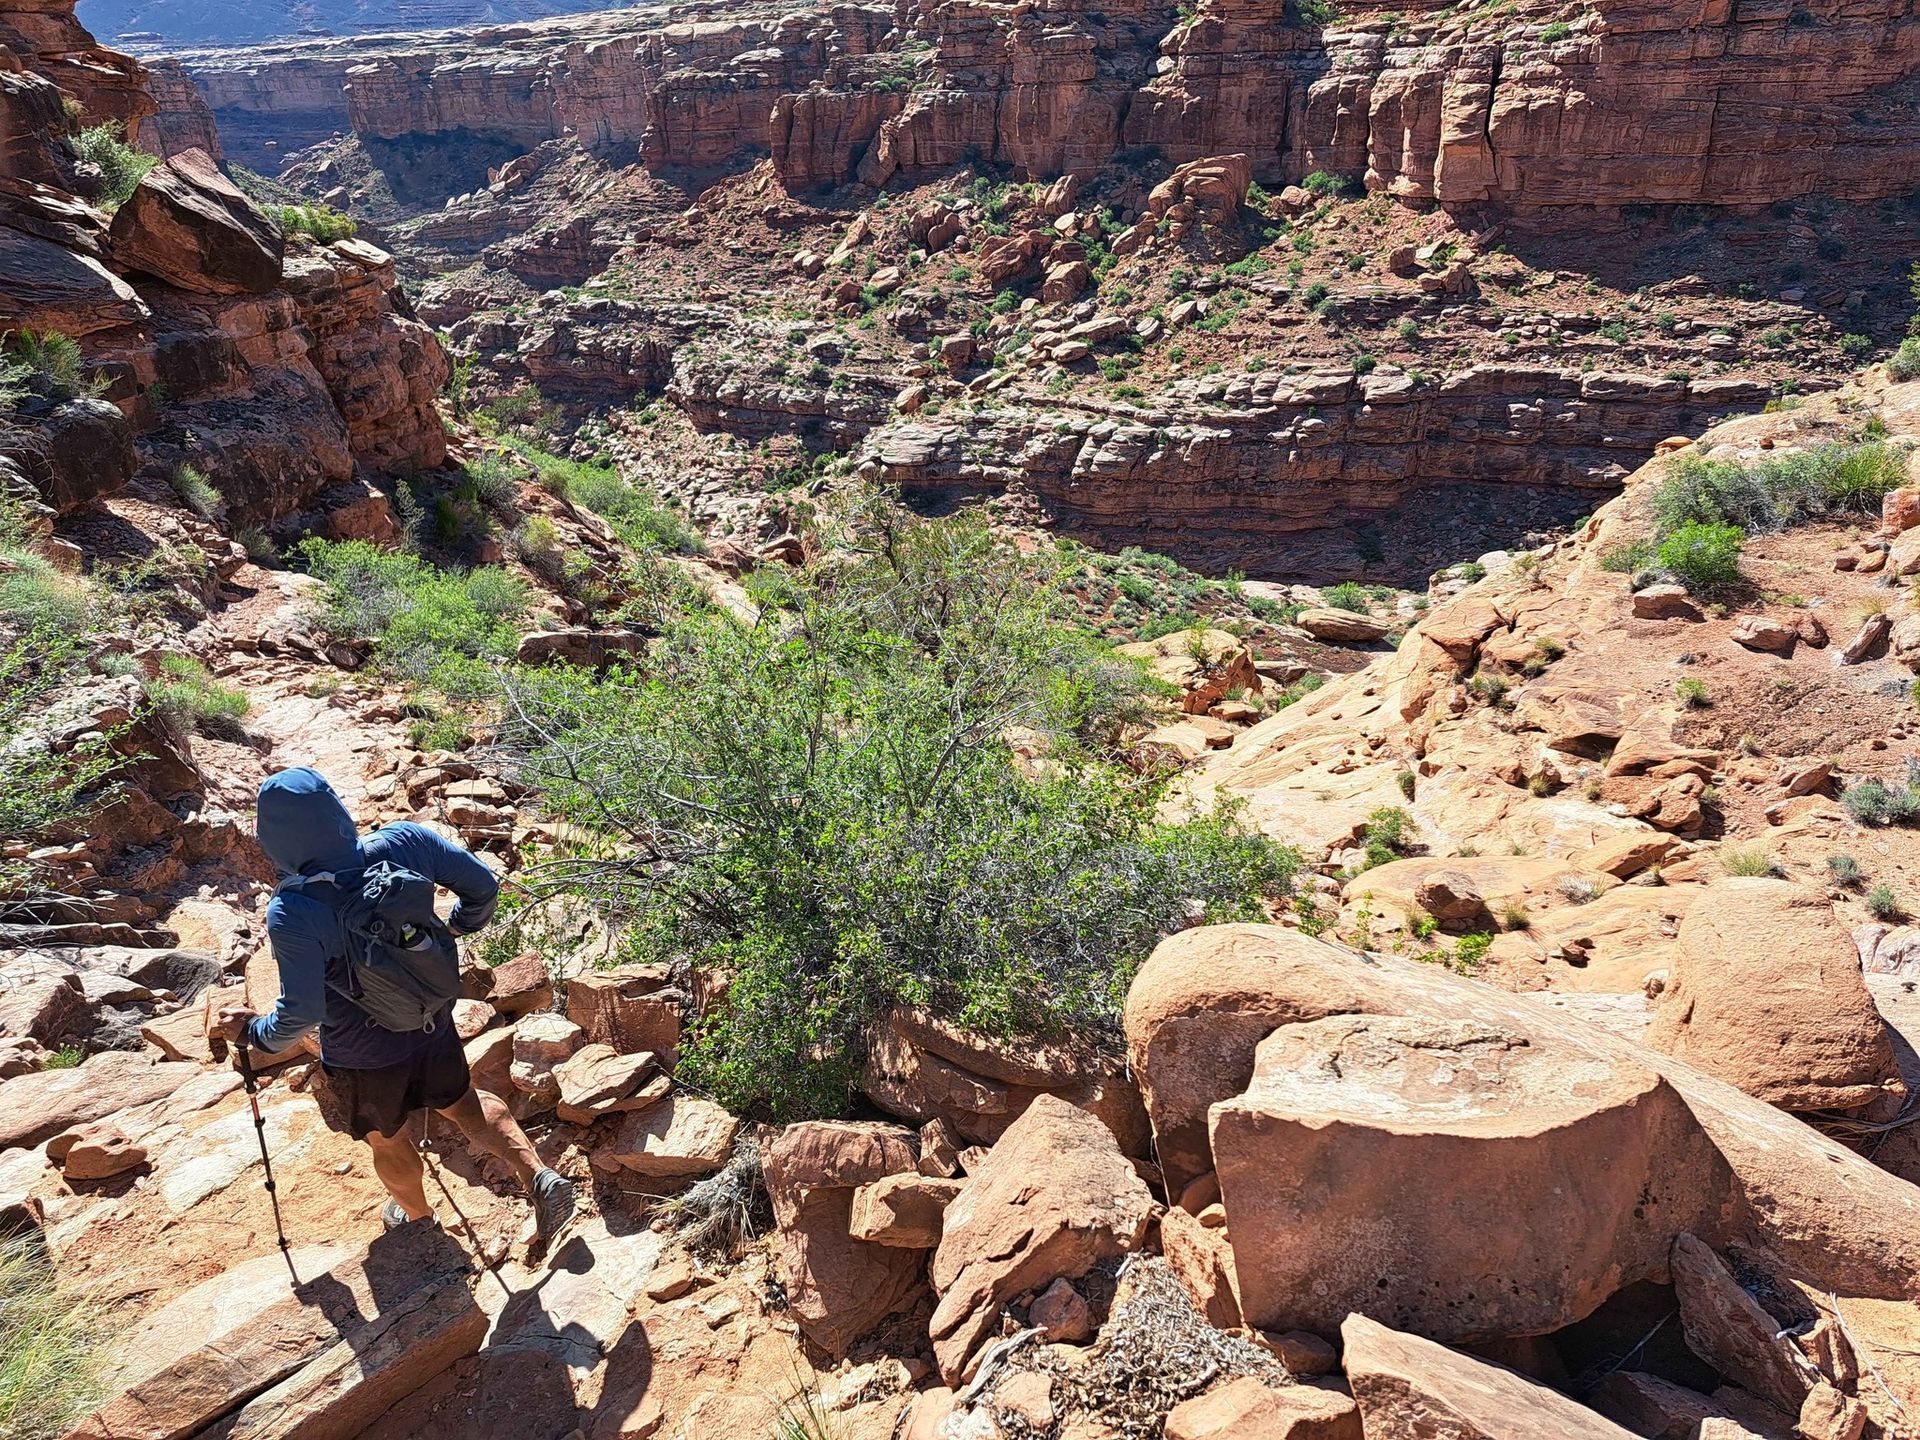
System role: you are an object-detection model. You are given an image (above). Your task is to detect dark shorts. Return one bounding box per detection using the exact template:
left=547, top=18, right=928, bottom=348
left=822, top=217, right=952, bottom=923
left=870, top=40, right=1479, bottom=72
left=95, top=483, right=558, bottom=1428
left=314, top=1021, right=471, bottom=1141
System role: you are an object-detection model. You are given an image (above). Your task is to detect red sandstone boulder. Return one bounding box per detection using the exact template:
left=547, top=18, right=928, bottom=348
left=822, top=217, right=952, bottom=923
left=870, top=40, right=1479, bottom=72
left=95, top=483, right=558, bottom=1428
left=848, top=1173, right=963, bottom=1249
left=551, top=1044, right=669, bottom=1125
left=1671, top=1233, right=1813, bottom=1417
left=589, top=1094, right=738, bottom=1180
left=763, top=1120, right=924, bottom=1355
left=108, top=147, right=282, bottom=295
left=928, top=1095, right=1154, bottom=1384
left=1211, top=1008, right=1713, bottom=1342
left=1644, top=880, right=1901, bottom=1113
left=1124, top=924, right=1371, bottom=1196
left=564, top=965, right=683, bottom=1060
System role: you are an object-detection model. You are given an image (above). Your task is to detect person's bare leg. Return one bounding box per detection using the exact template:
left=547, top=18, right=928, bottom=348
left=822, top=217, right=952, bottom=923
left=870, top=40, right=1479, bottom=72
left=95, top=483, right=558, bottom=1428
left=365, top=1126, right=431, bottom=1220
left=435, top=1086, right=539, bottom=1189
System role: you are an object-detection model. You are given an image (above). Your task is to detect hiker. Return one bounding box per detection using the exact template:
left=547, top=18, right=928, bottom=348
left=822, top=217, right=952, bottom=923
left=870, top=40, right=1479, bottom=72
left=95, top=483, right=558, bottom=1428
left=215, top=766, right=576, bottom=1245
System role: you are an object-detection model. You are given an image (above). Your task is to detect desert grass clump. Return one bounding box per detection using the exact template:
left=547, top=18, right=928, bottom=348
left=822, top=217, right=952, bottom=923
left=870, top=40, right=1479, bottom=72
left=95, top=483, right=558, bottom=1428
left=0, top=1236, right=107, bottom=1440
left=1718, top=844, right=1780, bottom=878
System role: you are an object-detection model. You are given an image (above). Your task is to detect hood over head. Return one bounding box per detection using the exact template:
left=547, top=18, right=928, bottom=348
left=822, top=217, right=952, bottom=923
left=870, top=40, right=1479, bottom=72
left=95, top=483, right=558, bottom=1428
left=256, top=767, right=363, bottom=877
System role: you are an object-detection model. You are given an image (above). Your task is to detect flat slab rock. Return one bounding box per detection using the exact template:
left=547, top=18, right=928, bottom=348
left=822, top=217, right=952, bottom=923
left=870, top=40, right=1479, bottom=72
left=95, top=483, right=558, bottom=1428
left=1342, top=1313, right=1638, bottom=1439
left=0, top=1052, right=198, bottom=1150
left=67, top=1221, right=481, bottom=1440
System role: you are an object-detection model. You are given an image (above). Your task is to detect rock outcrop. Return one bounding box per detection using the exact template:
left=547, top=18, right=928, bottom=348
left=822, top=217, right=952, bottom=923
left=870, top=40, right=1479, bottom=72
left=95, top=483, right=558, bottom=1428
left=1340, top=1313, right=1638, bottom=1439
left=108, top=147, right=283, bottom=295
left=763, top=1120, right=926, bottom=1356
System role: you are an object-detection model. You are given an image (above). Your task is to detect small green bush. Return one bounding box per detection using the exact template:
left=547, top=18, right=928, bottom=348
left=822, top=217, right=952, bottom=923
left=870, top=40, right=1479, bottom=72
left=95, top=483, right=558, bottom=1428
left=1653, top=444, right=1906, bottom=536
left=1321, top=580, right=1368, bottom=611
left=0, top=1234, right=106, bottom=1438
left=1718, top=844, right=1778, bottom=878
left=1827, top=853, right=1864, bottom=888
left=1890, top=338, right=1920, bottom=382
left=504, top=442, right=704, bottom=555
left=274, top=203, right=357, bottom=243
left=1360, top=805, right=1415, bottom=870
left=1656, top=522, right=1743, bottom=594
left=146, top=654, right=250, bottom=741
left=2, top=330, right=104, bottom=406
left=1675, top=676, right=1711, bottom=709
left=68, top=123, right=157, bottom=209
left=1540, top=19, right=1572, bottom=39
left=1469, top=672, right=1509, bottom=707
left=1867, top=884, right=1901, bottom=920
left=1453, top=932, right=1493, bottom=971
left=1300, top=170, right=1351, bottom=197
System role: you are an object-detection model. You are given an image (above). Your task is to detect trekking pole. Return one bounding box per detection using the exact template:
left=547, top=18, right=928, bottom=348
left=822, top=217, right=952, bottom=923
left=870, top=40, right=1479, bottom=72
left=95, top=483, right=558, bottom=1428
left=237, top=1041, right=299, bottom=1284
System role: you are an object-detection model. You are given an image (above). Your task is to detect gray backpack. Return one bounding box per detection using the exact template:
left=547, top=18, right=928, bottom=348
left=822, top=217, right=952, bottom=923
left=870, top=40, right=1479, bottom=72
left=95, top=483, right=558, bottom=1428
left=280, top=860, right=462, bottom=1032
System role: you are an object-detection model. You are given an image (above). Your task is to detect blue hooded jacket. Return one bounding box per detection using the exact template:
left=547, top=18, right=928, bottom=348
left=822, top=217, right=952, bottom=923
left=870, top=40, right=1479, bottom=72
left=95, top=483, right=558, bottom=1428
left=248, top=767, right=498, bottom=1069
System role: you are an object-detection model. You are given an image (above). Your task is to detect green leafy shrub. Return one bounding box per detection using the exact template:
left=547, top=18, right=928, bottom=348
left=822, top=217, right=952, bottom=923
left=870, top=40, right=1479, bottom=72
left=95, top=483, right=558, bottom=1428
left=491, top=497, right=1299, bottom=1119
left=1827, top=853, right=1864, bottom=888
left=1675, top=676, right=1711, bottom=709
left=1300, top=170, right=1350, bottom=197
left=1360, top=805, right=1415, bottom=869
left=1452, top=931, right=1492, bottom=971
left=1540, top=19, right=1572, bottom=39
left=1653, top=444, right=1906, bottom=536
left=1656, top=522, right=1743, bottom=594
left=67, top=123, right=157, bottom=209
left=1867, top=884, right=1901, bottom=920
left=297, top=539, right=528, bottom=682
left=504, top=442, right=704, bottom=555
left=1843, top=766, right=1920, bottom=828
left=1891, top=338, right=1920, bottom=382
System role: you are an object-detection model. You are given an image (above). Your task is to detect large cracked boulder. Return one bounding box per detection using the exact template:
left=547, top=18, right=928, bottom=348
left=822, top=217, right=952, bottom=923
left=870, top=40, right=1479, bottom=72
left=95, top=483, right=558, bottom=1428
left=1212, top=1009, right=1715, bottom=1342
left=763, top=1120, right=925, bottom=1356
left=1127, top=924, right=1920, bottom=1375
left=108, top=147, right=282, bottom=295
left=1644, top=879, right=1901, bottom=1113
left=928, top=1094, right=1154, bottom=1384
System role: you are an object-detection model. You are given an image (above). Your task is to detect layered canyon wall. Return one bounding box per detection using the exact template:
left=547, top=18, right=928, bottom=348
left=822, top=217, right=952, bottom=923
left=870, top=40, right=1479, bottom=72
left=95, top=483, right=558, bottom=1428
left=172, top=0, right=1920, bottom=212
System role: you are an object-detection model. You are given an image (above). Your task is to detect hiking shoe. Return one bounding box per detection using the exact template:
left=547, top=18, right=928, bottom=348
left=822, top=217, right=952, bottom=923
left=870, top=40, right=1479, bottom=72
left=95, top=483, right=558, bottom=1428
left=531, top=1168, right=576, bottom=1250
left=382, top=1199, right=437, bottom=1232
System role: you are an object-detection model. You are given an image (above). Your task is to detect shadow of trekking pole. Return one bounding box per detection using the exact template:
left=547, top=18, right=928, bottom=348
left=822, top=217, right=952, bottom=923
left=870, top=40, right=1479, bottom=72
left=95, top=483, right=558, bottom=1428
left=417, top=1110, right=515, bottom=1301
